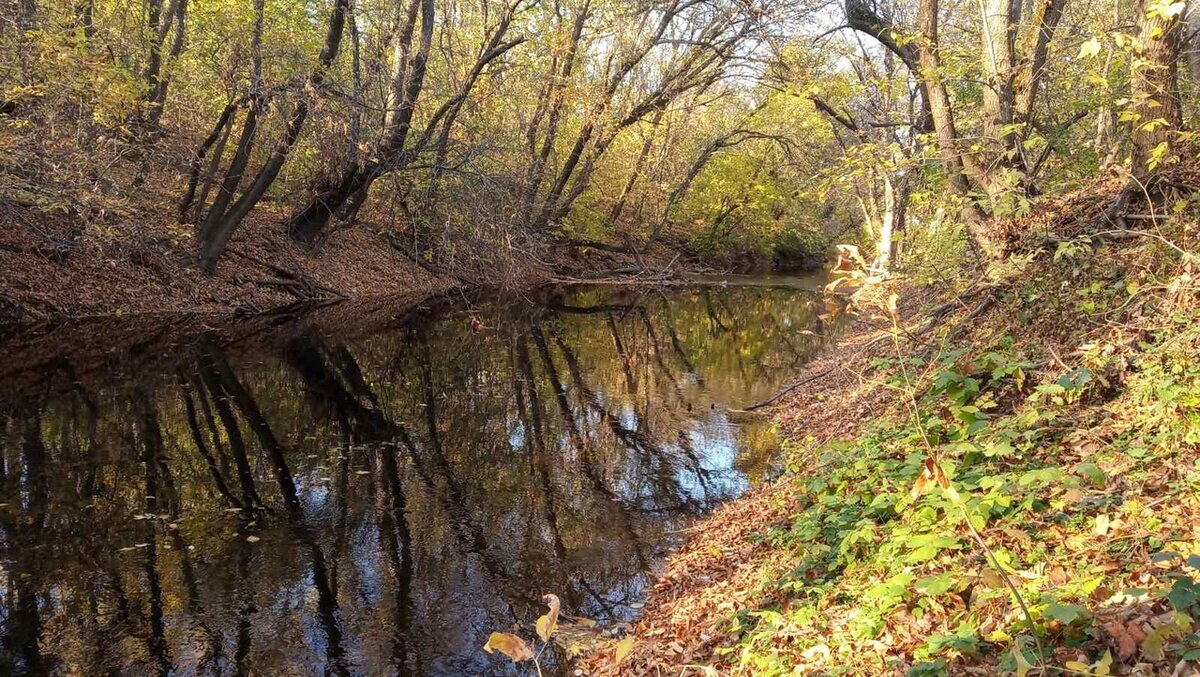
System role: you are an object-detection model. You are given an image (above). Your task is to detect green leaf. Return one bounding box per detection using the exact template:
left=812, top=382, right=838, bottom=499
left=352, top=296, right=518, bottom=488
left=1166, top=576, right=1198, bottom=612
left=1043, top=602, right=1088, bottom=625
left=1075, top=463, right=1106, bottom=488
left=916, top=573, right=957, bottom=596
left=1078, top=38, right=1103, bottom=58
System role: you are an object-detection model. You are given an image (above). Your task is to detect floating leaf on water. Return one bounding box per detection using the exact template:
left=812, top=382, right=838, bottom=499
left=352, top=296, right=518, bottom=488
left=482, top=632, right=533, bottom=662
left=245, top=535, right=261, bottom=543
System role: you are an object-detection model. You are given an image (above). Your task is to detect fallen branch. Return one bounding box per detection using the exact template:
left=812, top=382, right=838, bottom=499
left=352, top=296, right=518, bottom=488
left=739, top=365, right=837, bottom=412
left=226, top=248, right=348, bottom=300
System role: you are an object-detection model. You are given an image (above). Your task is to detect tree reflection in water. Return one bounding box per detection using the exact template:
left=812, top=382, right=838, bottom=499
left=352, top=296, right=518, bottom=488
left=0, top=283, right=831, bottom=675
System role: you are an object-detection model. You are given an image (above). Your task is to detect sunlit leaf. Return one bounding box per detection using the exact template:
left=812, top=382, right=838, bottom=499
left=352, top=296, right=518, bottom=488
left=536, top=593, right=561, bottom=642
left=483, top=632, right=534, bottom=662
left=613, top=636, right=636, bottom=664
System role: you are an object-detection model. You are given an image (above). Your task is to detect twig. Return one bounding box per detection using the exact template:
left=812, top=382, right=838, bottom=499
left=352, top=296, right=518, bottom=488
left=739, top=366, right=837, bottom=411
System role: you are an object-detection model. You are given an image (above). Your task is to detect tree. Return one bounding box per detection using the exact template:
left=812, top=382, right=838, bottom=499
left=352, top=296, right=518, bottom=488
left=283, top=0, right=528, bottom=248
left=847, top=0, right=1070, bottom=258
left=1128, top=0, right=1184, bottom=185
left=194, top=0, right=352, bottom=273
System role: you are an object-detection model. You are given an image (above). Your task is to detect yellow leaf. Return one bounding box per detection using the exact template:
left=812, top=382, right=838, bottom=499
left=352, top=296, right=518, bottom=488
left=1078, top=38, right=1103, bottom=58
left=1065, top=661, right=1089, bottom=671
left=614, top=636, right=636, bottom=664
left=1013, top=643, right=1033, bottom=677
left=483, top=632, right=534, bottom=662
left=986, top=629, right=1012, bottom=642
left=536, top=593, right=561, bottom=642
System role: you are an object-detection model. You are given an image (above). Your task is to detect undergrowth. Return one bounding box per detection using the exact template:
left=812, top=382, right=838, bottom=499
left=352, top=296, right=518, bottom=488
left=723, top=232, right=1200, bottom=675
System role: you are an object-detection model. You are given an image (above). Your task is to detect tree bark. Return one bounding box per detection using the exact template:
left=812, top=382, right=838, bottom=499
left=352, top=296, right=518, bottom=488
left=1129, top=0, right=1183, bottom=182
left=917, top=0, right=999, bottom=257
left=195, top=0, right=351, bottom=272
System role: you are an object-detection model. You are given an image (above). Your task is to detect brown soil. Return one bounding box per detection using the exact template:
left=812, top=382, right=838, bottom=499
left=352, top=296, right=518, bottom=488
left=0, top=200, right=474, bottom=324
left=0, top=194, right=713, bottom=326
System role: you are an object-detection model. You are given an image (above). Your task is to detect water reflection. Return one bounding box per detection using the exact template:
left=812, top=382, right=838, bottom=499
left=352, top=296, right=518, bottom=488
left=0, top=283, right=830, bottom=675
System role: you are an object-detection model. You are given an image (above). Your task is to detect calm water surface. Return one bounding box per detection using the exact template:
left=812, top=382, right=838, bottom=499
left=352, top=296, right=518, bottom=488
left=0, top=281, right=831, bottom=675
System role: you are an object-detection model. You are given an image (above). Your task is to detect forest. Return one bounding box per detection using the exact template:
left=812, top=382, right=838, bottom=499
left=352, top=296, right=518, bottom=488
left=1, top=0, right=1199, bottom=673
left=0, top=0, right=1194, bottom=294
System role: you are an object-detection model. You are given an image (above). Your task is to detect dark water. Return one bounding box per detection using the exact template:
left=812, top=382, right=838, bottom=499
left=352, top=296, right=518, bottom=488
left=0, top=281, right=832, bottom=675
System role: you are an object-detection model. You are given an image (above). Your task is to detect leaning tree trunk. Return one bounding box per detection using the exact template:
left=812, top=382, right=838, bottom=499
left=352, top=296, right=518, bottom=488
left=195, top=0, right=351, bottom=272
left=284, top=0, right=436, bottom=247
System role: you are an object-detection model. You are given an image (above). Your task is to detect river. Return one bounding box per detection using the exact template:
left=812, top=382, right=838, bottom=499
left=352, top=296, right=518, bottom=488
left=0, top=278, right=833, bottom=675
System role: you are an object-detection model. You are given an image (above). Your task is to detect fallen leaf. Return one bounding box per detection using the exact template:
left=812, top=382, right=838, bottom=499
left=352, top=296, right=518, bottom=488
left=1103, top=621, right=1145, bottom=659
left=483, top=632, right=534, bottom=662
left=614, top=636, right=636, bottom=664
left=537, top=594, right=561, bottom=642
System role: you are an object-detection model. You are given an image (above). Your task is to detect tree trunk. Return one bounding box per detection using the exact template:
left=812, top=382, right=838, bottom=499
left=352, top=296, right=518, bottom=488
left=1129, top=0, right=1183, bottom=182
left=1188, top=2, right=1200, bottom=93
left=286, top=0, right=524, bottom=248
left=917, top=0, right=999, bottom=257
left=195, top=0, right=350, bottom=272
left=980, top=0, right=1018, bottom=142
left=178, top=100, right=238, bottom=221
left=143, top=0, right=189, bottom=135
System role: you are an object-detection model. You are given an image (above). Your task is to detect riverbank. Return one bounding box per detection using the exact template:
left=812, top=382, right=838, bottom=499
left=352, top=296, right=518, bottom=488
left=582, top=179, right=1200, bottom=673
left=0, top=197, right=709, bottom=325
